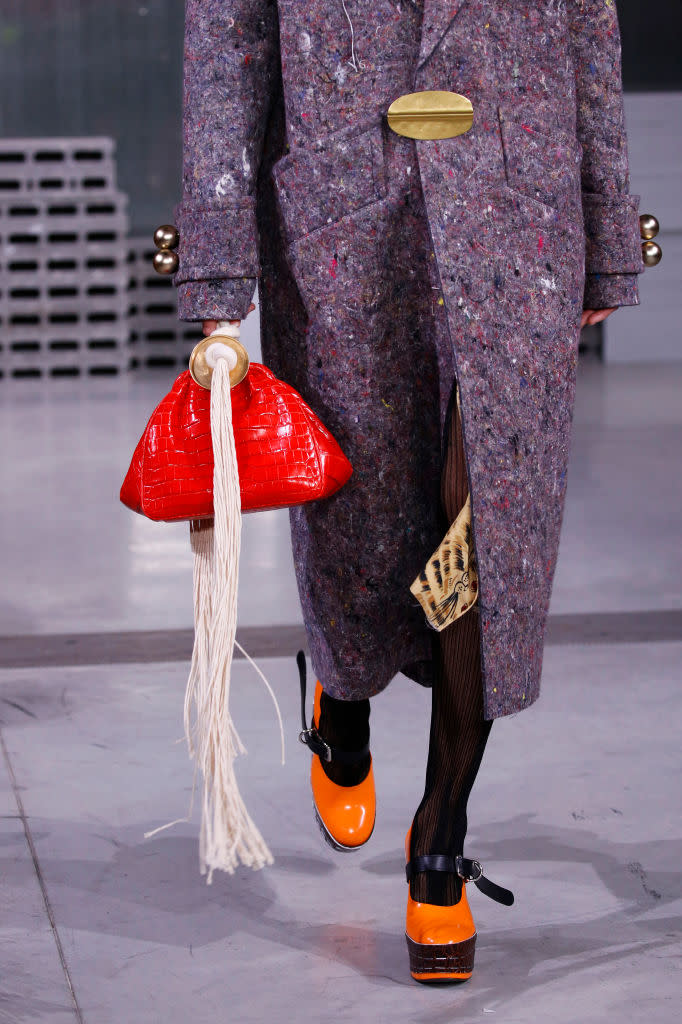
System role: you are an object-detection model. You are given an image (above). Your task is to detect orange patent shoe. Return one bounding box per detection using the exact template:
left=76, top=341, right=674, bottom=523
left=404, top=828, right=514, bottom=983
left=296, top=651, right=375, bottom=852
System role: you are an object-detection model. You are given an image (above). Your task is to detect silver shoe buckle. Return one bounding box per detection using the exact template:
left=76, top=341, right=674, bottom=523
left=456, top=855, right=484, bottom=883
left=298, top=728, right=333, bottom=762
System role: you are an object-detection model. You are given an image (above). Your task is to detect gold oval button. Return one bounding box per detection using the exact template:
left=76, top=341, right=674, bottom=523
left=387, top=90, right=474, bottom=141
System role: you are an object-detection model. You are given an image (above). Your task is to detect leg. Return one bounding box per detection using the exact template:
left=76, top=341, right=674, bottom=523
left=298, top=665, right=375, bottom=851
left=410, top=389, right=491, bottom=905
left=317, top=690, right=371, bottom=787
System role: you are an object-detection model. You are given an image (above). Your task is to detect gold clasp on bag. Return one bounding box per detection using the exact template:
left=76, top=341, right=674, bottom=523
left=387, top=90, right=474, bottom=141
left=189, top=334, right=250, bottom=390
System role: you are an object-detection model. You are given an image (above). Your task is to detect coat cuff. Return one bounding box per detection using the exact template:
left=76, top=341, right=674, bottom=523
left=583, top=273, right=640, bottom=311
left=176, top=278, right=257, bottom=323
left=172, top=198, right=260, bottom=285
left=583, top=193, right=644, bottom=275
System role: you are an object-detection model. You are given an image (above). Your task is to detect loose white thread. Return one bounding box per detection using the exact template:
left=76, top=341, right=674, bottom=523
left=340, top=0, right=363, bottom=71
left=144, top=320, right=285, bottom=881
left=234, top=639, right=285, bottom=766
left=195, top=354, right=270, bottom=882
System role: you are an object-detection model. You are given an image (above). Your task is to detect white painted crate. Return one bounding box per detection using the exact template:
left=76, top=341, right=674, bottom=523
left=0, top=137, right=117, bottom=197
left=0, top=190, right=130, bottom=378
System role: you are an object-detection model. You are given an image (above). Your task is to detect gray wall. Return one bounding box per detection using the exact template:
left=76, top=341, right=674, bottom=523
left=1, top=0, right=681, bottom=235
left=604, top=93, right=682, bottom=363
left=0, top=0, right=184, bottom=235
left=620, top=3, right=682, bottom=91
left=0, top=1, right=678, bottom=362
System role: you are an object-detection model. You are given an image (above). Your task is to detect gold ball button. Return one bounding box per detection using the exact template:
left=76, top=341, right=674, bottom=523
left=153, top=224, right=180, bottom=250
left=153, top=249, right=180, bottom=275
left=642, top=240, right=662, bottom=267
left=639, top=214, right=660, bottom=241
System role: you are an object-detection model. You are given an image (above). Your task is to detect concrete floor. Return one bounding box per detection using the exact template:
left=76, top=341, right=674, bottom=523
left=1, top=359, right=681, bottom=1023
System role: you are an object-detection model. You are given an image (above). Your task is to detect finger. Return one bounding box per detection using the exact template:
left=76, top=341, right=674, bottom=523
left=588, top=307, right=618, bottom=326
left=581, top=311, right=592, bottom=329
left=202, top=320, right=219, bottom=335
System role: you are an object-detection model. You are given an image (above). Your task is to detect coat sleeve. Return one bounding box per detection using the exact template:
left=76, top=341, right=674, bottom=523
left=568, top=0, right=643, bottom=310
left=172, top=0, right=280, bottom=322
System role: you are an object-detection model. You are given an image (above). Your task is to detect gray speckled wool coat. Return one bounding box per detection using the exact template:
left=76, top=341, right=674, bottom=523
left=174, top=0, right=645, bottom=718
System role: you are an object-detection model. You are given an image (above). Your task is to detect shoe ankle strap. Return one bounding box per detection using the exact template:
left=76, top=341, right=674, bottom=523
left=296, top=650, right=370, bottom=765
left=406, top=853, right=514, bottom=907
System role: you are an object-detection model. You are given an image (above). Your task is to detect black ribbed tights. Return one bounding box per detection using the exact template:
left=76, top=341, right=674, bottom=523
left=318, top=387, right=490, bottom=905
left=409, top=387, right=491, bottom=905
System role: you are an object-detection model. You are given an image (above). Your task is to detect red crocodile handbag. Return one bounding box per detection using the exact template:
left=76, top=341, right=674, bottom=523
left=120, top=363, right=353, bottom=521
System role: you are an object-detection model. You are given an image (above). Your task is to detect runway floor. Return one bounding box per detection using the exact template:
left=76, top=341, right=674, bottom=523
left=1, top=359, right=680, bottom=1023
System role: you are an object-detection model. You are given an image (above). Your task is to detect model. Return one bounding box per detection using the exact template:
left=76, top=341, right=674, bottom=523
left=168, top=0, right=655, bottom=983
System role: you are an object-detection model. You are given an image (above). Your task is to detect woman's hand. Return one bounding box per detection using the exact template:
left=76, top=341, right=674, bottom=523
left=202, top=302, right=256, bottom=336
left=581, top=307, right=617, bottom=329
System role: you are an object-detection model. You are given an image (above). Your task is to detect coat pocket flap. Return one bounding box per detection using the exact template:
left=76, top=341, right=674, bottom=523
left=272, top=123, right=386, bottom=244
left=499, top=109, right=583, bottom=210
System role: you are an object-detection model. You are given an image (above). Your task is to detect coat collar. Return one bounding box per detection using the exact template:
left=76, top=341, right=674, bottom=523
left=418, top=0, right=468, bottom=68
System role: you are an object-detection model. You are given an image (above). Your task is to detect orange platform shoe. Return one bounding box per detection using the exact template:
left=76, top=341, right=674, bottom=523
left=297, top=651, right=375, bottom=852
left=404, top=828, right=514, bottom=983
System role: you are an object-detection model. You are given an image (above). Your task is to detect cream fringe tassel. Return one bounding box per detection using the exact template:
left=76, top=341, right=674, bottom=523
left=144, top=322, right=284, bottom=884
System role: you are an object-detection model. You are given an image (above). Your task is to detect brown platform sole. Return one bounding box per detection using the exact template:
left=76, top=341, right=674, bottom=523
left=405, top=932, right=477, bottom=983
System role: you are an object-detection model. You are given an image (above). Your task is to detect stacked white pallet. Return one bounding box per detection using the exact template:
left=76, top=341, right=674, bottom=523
left=127, top=236, right=202, bottom=371
left=0, top=138, right=129, bottom=378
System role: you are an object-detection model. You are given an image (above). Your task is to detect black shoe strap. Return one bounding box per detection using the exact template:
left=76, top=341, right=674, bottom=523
left=406, top=853, right=514, bottom=907
left=296, top=650, right=370, bottom=765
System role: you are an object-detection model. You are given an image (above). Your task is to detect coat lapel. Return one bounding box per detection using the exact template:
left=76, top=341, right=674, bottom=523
left=418, top=0, right=469, bottom=67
